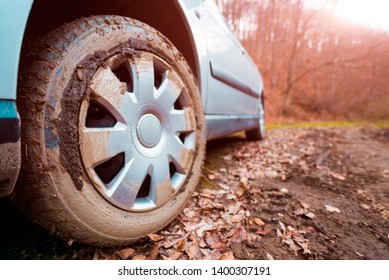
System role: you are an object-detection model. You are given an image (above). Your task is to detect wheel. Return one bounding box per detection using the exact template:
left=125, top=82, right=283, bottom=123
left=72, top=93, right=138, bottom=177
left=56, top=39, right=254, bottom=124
left=245, top=92, right=265, bottom=141
left=15, top=16, right=205, bottom=246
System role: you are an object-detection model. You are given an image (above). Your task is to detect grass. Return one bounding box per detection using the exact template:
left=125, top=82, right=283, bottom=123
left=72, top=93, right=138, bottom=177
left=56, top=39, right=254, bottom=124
left=267, top=120, right=389, bottom=130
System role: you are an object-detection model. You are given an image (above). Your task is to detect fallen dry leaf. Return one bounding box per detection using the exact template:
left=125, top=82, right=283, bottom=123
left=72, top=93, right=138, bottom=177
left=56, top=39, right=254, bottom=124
left=162, top=249, right=182, bottom=260
left=187, top=240, right=203, bottom=260
left=205, top=232, right=223, bottom=249
left=295, top=208, right=306, bottom=216
left=331, top=172, right=346, bottom=180
left=360, top=203, right=370, bottom=210
left=203, top=250, right=222, bottom=260
left=256, top=226, right=272, bottom=236
left=132, top=254, right=147, bottom=260
left=230, top=226, right=248, bottom=244
left=240, top=177, right=249, bottom=190
left=218, top=183, right=230, bottom=191
left=325, top=205, right=341, bottom=213
left=282, top=238, right=301, bottom=256
left=300, top=201, right=310, bottom=210
left=279, top=221, right=286, bottom=232
left=355, top=251, right=366, bottom=258
left=149, top=245, right=160, bottom=260
left=221, top=252, right=235, bottom=260
left=280, top=188, right=289, bottom=193
left=297, top=240, right=312, bottom=255
left=162, top=233, right=190, bottom=249
left=148, top=234, right=164, bottom=242
left=115, top=248, right=135, bottom=260
left=176, top=239, right=187, bottom=252
left=253, top=218, right=266, bottom=226
left=266, top=253, right=275, bottom=260
left=305, top=226, right=316, bottom=234
left=304, top=212, right=316, bottom=219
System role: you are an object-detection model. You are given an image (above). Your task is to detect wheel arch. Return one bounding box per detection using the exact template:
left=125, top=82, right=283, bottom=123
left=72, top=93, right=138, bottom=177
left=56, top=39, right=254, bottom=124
left=20, top=0, right=201, bottom=90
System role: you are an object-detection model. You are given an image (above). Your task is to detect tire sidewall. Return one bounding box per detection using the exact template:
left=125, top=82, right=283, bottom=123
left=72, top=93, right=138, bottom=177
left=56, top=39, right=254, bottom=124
left=28, top=17, right=205, bottom=244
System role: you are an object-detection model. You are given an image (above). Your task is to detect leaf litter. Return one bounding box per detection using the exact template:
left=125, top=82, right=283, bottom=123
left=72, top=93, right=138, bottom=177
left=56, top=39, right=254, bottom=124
left=64, top=127, right=389, bottom=260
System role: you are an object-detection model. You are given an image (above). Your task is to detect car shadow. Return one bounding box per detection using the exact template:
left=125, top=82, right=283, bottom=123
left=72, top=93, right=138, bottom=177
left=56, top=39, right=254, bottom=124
left=0, top=198, right=77, bottom=260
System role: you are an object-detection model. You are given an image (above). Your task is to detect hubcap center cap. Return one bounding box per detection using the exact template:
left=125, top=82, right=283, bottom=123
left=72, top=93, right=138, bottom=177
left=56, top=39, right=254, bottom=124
left=136, top=114, right=162, bottom=148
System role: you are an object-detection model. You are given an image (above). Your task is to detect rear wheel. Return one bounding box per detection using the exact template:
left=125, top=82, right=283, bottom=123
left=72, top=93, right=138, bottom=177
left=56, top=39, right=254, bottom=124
left=15, top=16, right=205, bottom=246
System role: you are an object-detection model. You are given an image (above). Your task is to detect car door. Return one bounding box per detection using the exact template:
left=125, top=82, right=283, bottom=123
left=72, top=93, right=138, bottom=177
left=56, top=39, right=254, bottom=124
left=201, top=0, right=261, bottom=116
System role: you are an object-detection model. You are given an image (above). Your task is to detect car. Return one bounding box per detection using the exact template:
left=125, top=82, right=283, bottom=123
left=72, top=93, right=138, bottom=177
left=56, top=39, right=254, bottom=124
left=0, top=0, right=265, bottom=246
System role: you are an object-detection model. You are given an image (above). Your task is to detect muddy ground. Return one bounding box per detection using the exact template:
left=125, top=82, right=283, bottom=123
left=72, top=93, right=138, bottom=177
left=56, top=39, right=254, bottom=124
left=1, top=126, right=388, bottom=260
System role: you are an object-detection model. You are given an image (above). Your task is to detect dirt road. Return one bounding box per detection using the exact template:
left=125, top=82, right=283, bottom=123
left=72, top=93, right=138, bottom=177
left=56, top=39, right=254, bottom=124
left=1, top=125, right=388, bottom=259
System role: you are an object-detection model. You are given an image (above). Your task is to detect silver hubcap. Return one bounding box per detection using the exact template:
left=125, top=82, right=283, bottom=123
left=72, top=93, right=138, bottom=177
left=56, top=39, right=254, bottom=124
left=137, top=114, right=162, bottom=148
left=79, top=52, right=196, bottom=212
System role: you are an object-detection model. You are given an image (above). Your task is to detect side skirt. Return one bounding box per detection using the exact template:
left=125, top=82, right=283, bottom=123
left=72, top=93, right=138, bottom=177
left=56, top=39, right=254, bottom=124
left=205, top=114, right=259, bottom=141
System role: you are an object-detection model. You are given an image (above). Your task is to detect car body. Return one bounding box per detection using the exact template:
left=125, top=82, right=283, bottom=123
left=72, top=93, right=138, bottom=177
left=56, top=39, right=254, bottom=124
left=0, top=0, right=264, bottom=245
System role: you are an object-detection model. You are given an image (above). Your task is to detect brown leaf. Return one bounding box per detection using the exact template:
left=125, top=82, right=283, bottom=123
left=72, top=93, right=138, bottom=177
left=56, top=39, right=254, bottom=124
left=221, top=252, right=235, bottom=260
left=355, top=251, right=366, bottom=258
left=227, top=203, right=242, bottom=215
left=132, top=254, right=147, bottom=260
left=305, top=226, right=316, bottom=234
left=199, top=192, right=216, bottom=199
left=240, top=177, right=249, bottom=190
left=176, top=239, right=187, bottom=252
left=300, top=201, right=310, bottom=210
left=218, top=183, right=230, bottom=190
left=149, top=245, right=160, bottom=260
left=280, top=188, right=289, bottom=193
left=205, top=232, right=221, bottom=248
left=266, top=253, right=275, bottom=260
left=282, top=238, right=301, bottom=256
left=187, top=240, right=203, bottom=260
left=295, top=208, right=306, bottom=216
left=116, top=248, right=135, bottom=260
left=304, top=212, right=316, bottom=219
left=194, top=221, right=215, bottom=237
left=148, top=234, right=164, bottom=242
left=279, top=221, right=286, bottom=232
left=230, top=226, right=248, bottom=244
left=331, top=172, right=346, bottom=180
left=200, top=248, right=212, bottom=256
left=360, top=203, right=370, bottom=210
left=162, top=249, right=182, bottom=260
left=162, top=233, right=190, bottom=249
left=203, top=250, right=222, bottom=260
left=183, top=210, right=196, bottom=219
left=292, top=232, right=305, bottom=243
left=256, top=226, right=272, bottom=236
left=325, top=205, right=341, bottom=213
left=231, top=185, right=245, bottom=197
left=199, top=238, right=207, bottom=248
left=296, top=240, right=311, bottom=255
left=253, top=218, right=266, bottom=227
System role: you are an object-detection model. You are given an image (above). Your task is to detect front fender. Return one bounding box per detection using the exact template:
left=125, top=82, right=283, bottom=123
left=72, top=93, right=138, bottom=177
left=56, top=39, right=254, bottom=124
left=0, top=0, right=34, bottom=100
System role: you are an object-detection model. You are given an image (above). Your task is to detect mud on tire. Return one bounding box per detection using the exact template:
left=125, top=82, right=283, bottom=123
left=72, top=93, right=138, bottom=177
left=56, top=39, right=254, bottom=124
left=15, top=16, right=205, bottom=246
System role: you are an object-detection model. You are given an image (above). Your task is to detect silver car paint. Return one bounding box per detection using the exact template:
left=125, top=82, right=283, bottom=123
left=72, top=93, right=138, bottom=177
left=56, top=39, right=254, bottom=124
left=0, top=0, right=34, bottom=100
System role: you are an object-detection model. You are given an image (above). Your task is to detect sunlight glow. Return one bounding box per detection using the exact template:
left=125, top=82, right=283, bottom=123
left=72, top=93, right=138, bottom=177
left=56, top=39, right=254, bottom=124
left=334, top=0, right=389, bottom=30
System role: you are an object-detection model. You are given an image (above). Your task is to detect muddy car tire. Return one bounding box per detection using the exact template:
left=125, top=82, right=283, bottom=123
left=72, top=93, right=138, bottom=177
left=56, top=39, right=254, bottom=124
left=15, top=16, right=205, bottom=246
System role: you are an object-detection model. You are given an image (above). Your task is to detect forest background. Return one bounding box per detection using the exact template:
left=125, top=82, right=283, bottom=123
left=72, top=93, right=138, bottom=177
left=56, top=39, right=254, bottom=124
left=215, top=0, right=389, bottom=122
